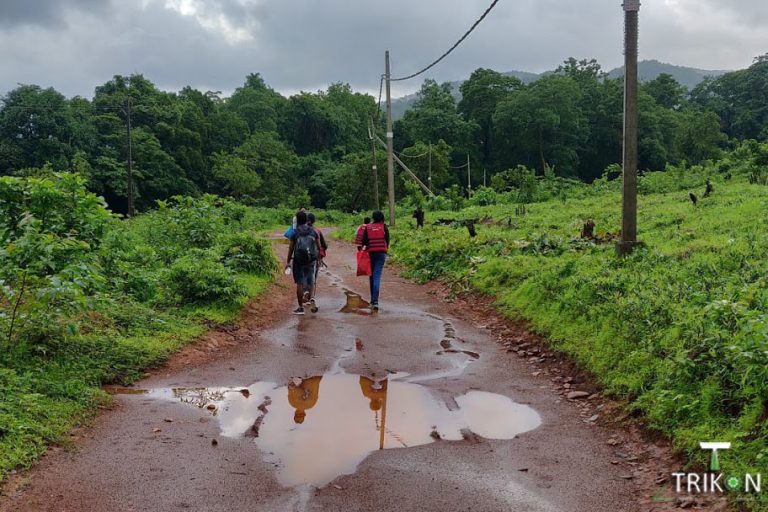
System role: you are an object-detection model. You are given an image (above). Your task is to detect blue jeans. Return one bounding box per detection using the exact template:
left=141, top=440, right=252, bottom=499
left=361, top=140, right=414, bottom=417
left=368, top=252, right=387, bottom=304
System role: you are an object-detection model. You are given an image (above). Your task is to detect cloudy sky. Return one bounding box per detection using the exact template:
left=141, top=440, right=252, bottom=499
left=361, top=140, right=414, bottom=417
left=0, top=0, right=765, bottom=100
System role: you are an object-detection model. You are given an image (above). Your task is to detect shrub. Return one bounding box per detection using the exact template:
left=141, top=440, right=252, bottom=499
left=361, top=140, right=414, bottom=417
left=221, top=231, right=278, bottom=275
left=166, top=251, right=246, bottom=303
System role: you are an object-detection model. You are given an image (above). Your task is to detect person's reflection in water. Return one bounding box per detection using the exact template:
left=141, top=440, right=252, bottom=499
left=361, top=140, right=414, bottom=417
left=359, top=376, right=389, bottom=449
left=288, top=376, right=322, bottom=424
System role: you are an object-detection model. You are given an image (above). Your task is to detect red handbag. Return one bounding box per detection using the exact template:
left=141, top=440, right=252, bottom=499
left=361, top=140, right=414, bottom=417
left=356, top=250, right=372, bottom=277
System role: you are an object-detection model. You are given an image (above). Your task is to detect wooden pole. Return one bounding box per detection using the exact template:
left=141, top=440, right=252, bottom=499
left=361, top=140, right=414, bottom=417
left=370, top=118, right=380, bottom=209
left=385, top=51, right=396, bottom=226
left=428, top=142, right=432, bottom=189
left=125, top=97, right=135, bottom=217
left=467, top=155, right=472, bottom=197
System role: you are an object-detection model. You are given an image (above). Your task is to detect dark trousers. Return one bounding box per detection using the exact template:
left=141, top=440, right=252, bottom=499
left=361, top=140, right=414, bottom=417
left=368, top=252, right=387, bottom=303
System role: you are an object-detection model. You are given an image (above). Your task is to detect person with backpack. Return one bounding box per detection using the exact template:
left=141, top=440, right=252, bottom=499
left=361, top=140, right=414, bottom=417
left=360, top=210, right=389, bottom=311
left=306, top=212, right=328, bottom=307
left=285, top=211, right=322, bottom=315
left=355, top=216, right=371, bottom=250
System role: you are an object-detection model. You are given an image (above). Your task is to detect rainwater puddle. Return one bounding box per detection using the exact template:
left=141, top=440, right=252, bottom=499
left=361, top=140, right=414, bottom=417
left=340, top=290, right=371, bottom=315
left=138, top=373, right=541, bottom=488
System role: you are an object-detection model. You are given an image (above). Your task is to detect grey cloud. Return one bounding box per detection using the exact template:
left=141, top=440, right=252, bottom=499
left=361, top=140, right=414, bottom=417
left=0, top=0, right=765, bottom=99
left=0, top=0, right=108, bottom=28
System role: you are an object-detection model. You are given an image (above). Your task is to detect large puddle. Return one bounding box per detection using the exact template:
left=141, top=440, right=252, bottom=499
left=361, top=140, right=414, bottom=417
left=129, top=373, right=541, bottom=487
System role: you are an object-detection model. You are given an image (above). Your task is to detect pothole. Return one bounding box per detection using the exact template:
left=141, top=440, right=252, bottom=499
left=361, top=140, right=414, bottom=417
left=118, top=374, right=541, bottom=488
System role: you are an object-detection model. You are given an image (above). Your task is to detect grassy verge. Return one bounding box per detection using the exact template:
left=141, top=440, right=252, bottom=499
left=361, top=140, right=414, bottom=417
left=386, top=170, right=768, bottom=509
left=0, top=178, right=284, bottom=482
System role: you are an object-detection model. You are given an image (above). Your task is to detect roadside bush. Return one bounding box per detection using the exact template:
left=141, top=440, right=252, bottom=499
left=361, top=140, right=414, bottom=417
left=166, top=251, right=246, bottom=303
left=221, top=231, right=278, bottom=274
left=467, top=187, right=498, bottom=206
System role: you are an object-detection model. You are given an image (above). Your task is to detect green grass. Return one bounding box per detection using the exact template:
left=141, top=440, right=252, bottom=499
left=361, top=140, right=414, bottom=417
left=388, top=176, right=768, bottom=510
left=0, top=275, right=274, bottom=482
left=0, top=189, right=288, bottom=483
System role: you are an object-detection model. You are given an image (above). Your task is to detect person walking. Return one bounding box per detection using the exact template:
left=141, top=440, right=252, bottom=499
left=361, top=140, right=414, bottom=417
left=360, top=210, right=389, bottom=311
left=285, top=211, right=321, bottom=315
left=306, top=212, right=328, bottom=310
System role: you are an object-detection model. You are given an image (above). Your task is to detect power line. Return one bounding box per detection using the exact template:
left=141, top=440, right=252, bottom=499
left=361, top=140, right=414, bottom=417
left=397, top=149, right=429, bottom=159
left=390, top=0, right=501, bottom=82
left=0, top=104, right=124, bottom=112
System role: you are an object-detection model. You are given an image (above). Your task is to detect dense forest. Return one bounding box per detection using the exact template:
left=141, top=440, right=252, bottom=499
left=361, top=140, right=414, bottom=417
left=0, top=55, right=767, bottom=214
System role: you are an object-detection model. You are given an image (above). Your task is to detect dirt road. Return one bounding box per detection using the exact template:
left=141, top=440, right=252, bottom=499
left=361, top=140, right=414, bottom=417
left=2, top=236, right=648, bottom=512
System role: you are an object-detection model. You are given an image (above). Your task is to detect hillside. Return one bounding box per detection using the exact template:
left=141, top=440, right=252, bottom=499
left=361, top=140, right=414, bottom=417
left=389, top=60, right=729, bottom=119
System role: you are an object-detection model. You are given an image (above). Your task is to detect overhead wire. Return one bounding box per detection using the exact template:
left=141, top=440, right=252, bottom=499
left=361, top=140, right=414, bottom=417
left=390, top=0, right=501, bottom=82
left=397, top=149, right=429, bottom=159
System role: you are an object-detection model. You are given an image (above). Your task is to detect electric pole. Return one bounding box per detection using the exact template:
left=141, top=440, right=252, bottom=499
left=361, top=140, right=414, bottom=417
left=125, top=97, right=135, bottom=218
left=618, top=0, right=640, bottom=255
left=370, top=118, right=380, bottom=209
left=428, top=142, right=432, bottom=189
left=385, top=51, right=396, bottom=226
left=467, top=155, right=472, bottom=197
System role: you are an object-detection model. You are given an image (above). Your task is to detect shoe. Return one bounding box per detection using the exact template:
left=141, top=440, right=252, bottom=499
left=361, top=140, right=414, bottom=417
left=371, top=301, right=379, bottom=311
left=309, top=298, right=318, bottom=313
left=302, top=291, right=310, bottom=305
left=293, top=307, right=305, bottom=315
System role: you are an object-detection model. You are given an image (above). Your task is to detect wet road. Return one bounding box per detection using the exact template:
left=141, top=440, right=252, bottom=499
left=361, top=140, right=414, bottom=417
left=3, top=237, right=640, bottom=512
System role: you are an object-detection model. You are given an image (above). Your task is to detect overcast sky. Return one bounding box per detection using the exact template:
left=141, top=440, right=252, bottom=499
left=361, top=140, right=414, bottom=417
left=0, top=0, right=765, bottom=100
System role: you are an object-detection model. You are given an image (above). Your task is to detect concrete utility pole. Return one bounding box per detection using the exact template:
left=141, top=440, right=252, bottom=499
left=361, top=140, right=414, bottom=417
left=125, top=97, right=135, bottom=218
left=617, top=0, right=640, bottom=256
left=385, top=51, right=396, bottom=226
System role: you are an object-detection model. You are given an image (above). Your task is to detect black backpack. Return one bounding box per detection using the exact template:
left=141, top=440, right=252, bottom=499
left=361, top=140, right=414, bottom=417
left=293, top=226, right=318, bottom=265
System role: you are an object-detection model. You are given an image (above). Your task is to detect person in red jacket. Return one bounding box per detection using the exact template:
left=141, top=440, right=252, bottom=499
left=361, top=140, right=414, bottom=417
left=355, top=216, right=371, bottom=250
left=360, top=210, right=389, bottom=311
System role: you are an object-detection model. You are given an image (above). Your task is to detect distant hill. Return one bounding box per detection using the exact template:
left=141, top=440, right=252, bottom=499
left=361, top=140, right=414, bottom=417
left=389, top=60, right=730, bottom=120
left=606, top=59, right=729, bottom=90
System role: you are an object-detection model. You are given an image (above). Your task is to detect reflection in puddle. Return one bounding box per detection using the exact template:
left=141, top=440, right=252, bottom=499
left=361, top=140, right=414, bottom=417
left=340, top=290, right=370, bottom=315
left=142, top=374, right=541, bottom=488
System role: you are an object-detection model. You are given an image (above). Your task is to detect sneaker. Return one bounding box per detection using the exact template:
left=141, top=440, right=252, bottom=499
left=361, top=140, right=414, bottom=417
left=293, top=307, right=305, bottom=315
left=371, top=301, right=379, bottom=311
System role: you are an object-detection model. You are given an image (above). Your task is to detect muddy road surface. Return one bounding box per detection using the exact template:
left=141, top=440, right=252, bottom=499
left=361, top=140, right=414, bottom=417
left=2, top=237, right=643, bottom=512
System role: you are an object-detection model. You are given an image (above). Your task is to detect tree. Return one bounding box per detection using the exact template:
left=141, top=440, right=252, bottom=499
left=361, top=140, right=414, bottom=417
left=493, top=75, right=588, bottom=177
left=399, top=79, right=477, bottom=157
left=458, top=69, right=521, bottom=169
left=231, top=131, right=300, bottom=206
left=226, top=73, right=286, bottom=134
left=279, top=92, right=340, bottom=156
left=557, top=58, right=621, bottom=182
left=644, top=73, right=687, bottom=110
left=673, top=109, right=726, bottom=163
left=210, top=152, right=262, bottom=200
left=0, top=85, right=75, bottom=172
left=399, top=140, right=453, bottom=191
left=690, top=58, right=768, bottom=140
